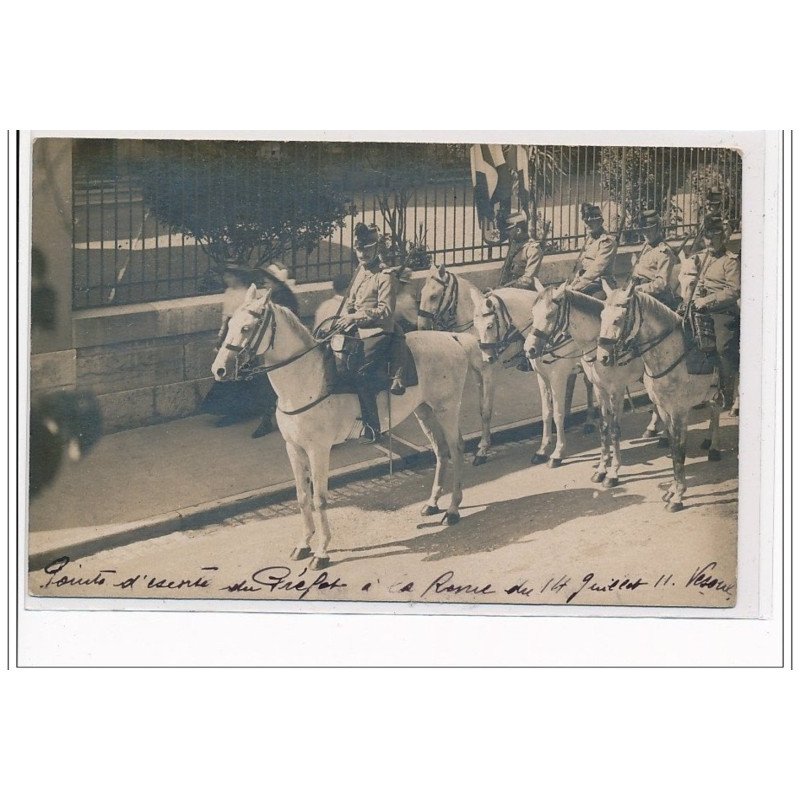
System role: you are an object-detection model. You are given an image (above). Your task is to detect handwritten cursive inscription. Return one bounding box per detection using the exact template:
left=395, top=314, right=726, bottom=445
left=685, top=562, right=736, bottom=600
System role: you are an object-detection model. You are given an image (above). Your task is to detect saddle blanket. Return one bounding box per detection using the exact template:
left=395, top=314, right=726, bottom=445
left=329, top=341, right=420, bottom=395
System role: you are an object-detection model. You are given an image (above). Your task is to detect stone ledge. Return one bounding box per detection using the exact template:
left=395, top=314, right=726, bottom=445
left=69, top=235, right=740, bottom=350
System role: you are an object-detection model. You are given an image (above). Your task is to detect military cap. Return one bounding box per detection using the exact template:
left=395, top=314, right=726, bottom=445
left=640, top=209, right=661, bottom=228
left=354, top=222, right=382, bottom=248
left=706, top=187, right=723, bottom=203
left=504, top=211, right=528, bottom=230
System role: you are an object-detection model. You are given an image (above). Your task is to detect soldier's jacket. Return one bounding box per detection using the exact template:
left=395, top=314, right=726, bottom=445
left=346, top=263, right=401, bottom=335
left=631, top=238, right=679, bottom=299
left=502, top=239, right=544, bottom=286
left=572, top=231, right=617, bottom=291
left=678, top=247, right=741, bottom=312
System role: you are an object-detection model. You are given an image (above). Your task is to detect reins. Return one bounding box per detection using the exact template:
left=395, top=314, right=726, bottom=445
left=226, top=301, right=339, bottom=415
left=601, top=293, right=684, bottom=378
left=529, top=291, right=600, bottom=364
left=418, top=270, right=474, bottom=333
left=480, top=293, right=533, bottom=362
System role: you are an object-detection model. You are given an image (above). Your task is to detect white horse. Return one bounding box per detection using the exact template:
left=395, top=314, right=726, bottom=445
left=417, top=263, right=496, bottom=465
left=212, top=285, right=470, bottom=569
left=418, top=263, right=598, bottom=467
left=597, top=282, right=723, bottom=511
left=476, top=283, right=650, bottom=487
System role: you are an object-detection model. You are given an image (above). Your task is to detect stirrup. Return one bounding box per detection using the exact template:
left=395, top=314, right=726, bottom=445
left=358, top=423, right=380, bottom=444
left=390, top=376, right=406, bottom=396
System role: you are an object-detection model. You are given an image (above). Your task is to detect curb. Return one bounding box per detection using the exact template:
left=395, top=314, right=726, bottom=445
left=29, top=395, right=651, bottom=572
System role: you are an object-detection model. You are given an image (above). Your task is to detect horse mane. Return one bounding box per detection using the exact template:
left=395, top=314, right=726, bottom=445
left=564, top=288, right=604, bottom=316
left=631, top=290, right=682, bottom=326
left=270, top=301, right=315, bottom=345
left=241, top=296, right=314, bottom=346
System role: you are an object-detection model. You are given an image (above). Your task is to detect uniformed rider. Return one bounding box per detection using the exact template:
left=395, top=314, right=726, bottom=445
left=570, top=204, right=618, bottom=297
left=630, top=209, right=680, bottom=308
left=688, top=187, right=733, bottom=255
left=338, top=222, right=407, bottom=443
left=499, top=211, right=544, bottom=289
left=678, top=214, right=741, bottom=406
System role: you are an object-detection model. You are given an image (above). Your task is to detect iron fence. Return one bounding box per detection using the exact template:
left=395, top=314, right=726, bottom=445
left=71, top=140, right=742, bottom=309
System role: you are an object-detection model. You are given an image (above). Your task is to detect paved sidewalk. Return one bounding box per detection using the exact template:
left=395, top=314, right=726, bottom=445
left=29, top=365, right=596, bottom=535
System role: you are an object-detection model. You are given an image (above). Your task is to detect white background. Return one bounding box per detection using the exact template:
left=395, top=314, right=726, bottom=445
left=1, top=1, right=796, bottom=796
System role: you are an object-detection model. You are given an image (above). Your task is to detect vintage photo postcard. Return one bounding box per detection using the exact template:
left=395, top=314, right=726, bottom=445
left=24, top=133, right=769, bottom=611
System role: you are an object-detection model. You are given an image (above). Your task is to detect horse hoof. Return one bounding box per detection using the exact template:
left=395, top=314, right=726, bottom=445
left=531, top=453, right=548, bottom=465
left=707, top=448, right=722, bottom=462
left=290, top=547, right=312, bottom=561
left=421, top=504, right=441, bottom=516
left=657, top=437, right=670, bottom=448
left=591, top=471, right=606, bottom=484
left=700, top=438, right=712, bottom=451
left=310, top=556, right=330, bottom=571
left=662, top=491, right=674, bottom=503
left=472, top=453, right=488, bottom=467
left=549, top=458, right=562, bottom=468
left=643, top=428, right=658, bottom=439
left=445, top=512, right=461, bottom=526
left=667, top=502, right=684, bottom=513
left=603, top=476, right=619, bottom=488
left=583, top=423, right=595, bottom=435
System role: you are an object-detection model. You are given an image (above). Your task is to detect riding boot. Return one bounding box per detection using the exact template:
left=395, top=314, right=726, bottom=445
left=355, top=384, right=381, bottom=444
left=389, top=331, right=406, bottom=396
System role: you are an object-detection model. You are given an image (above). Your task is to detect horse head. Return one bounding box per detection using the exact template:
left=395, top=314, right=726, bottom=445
left=211, top=285, right=271, bottom=381
left=417, top=263, right=450, bottom=330
left=472, top=292, right=502, bottom=364
left=597, top=280, right=635, bottom=366
left=524, top=277, right=561, bottom=359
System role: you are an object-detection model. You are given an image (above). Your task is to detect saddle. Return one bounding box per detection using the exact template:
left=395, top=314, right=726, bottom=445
left=325, top=333, right=419, bottom=394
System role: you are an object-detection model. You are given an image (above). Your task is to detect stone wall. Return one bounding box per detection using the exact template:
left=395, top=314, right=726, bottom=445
left=30, top=238, right=740, bottom=432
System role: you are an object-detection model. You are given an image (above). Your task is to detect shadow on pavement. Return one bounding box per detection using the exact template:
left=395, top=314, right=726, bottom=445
left=329, top=486, right=644, bottom=567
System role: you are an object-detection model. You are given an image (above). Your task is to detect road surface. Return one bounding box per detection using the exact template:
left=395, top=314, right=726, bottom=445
left=30, top=409, right=739, bottom=609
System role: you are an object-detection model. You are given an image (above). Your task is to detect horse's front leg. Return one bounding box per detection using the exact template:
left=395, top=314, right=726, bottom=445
left=667, top=415, right=688, bottom=511
left=471, top=358, right=495, bottom=466
left=436, top=408, right=465, bottom=526
left=603, top=390, right=625, bottom=488
left=591, top=390, right=611, bottom=483
left=532, top=370, right=552, bottom=465
left=285, top=441, right=314, bottom=561
left=549, top=365, right=570, bottom=467
left=706, top=402, right=722, bottom=461
left=306, top=445, right=334, bottom=570
left=415, top=404, right=449, bottom=516
left=643, top=405, right=661, bottom=438
left=582, top=371, right=597, bottom=434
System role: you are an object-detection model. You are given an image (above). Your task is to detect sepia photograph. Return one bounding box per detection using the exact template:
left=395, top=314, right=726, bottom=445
left=25, top=135, right=750, bottom=609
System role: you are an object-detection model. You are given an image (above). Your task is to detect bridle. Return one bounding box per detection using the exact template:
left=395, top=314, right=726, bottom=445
left=598, top=291, right=684, bottom=378
left=478, top=293, right=532, bottom=364
left=417, top=270, right=473, bottom=332
left=224, top=300, right=334, bottom=415
left=528, top=293, right=578, bottom=363
left=225, top=303, right=277, bottom=379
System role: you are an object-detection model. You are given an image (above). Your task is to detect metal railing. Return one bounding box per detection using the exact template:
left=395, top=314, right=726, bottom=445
left=70, top=141, right=742, bottom=309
